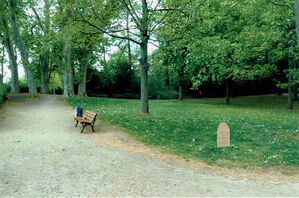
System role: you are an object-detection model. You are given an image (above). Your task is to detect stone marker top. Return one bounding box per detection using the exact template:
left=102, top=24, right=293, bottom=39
left=217, top=122, right=230, bottom=147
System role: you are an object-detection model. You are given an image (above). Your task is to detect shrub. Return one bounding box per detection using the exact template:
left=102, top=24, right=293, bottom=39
left=87, top=93, right=109, bottom=98
left=19, top=78, right=29, bottom=93
left=0, top=85, right=8, bottom=104
left=111, top=93, right=140, bottom=99
left=150, top=88, right=178, bottom=99
left=148, top=75, right=179, bottom=99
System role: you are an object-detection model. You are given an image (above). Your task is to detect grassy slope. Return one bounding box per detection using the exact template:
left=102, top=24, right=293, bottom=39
left=67, top=95, right=299, bottom=170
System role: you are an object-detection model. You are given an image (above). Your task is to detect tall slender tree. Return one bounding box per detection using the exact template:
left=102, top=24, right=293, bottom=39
left=59, top=1, right=75, bottom=97
left=31, top=0, right=51, bottom=94
left=8, top=0, right=37, bottom=97
left=0, top=45, right=4, bottom=85
left=0, top=6, right=19, bottom=93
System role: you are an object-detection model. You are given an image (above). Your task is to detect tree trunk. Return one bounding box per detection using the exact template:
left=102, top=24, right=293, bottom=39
left=0, top=47, right=4, bottom=85
left=287, top=57, right=294, bottom=109
left=226, top=80, right=230, bottom=104
left=295, top=0, right=299, bottom=103
left=40, top=53, right=50, bottom=94
left=0, top=64, right=2, bottom=86
left=178, top=85, right=183, bottom=101
left=1, top=15, right=19, bottom=94
left=293, top=84, right=298, bottom=101
left=165, top=69, right=170, bottom=87
left=40, top=0, right=50, bottom=94
left=178, top=72, right=184, bottom=101
left=77, top=51, right=91, bottom=97
left=8, top=0, right=36, bottom=97
left=139, top=0, right=150, bottom=114
left=178, top=48, right=187, bottom=101
left=63, top=39, right=75, bottom=97
left=128, top=41, right=132, bottom=66
left=288, top=84, right=293, bottom=109
left=78, top=80, right=87, bottom=97
left=61, top=2, right=75, bottom=97
left=126, top=12, right=132, bottom=66
left=296, top=0, right=299, bottom=46
left=140, top=41, right=149, bottom=114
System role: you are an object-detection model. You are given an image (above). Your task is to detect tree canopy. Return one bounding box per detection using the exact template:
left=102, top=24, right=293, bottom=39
left=0, top=0, right=298, bottom=111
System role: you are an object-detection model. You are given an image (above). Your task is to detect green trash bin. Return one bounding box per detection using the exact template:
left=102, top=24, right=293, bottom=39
left=75, top=107, right=83, bottom=117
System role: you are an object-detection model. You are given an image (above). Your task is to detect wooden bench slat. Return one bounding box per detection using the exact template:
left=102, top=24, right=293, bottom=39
left=84, top=112, right=95, bottom=118
left=85, top=113, right=96, bottom=117
left=84, top=113, right=96, bottom=118
left=75, top=117, right=92, bottom=124
left=75, top=110, right=97, bottom=133
left=84, top=116, right=94, bottom=121
left=86, top=110, right=97, bottom=116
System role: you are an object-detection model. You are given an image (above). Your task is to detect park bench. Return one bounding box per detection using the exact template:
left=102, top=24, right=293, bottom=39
left=75, top=110, right=97, bottom=133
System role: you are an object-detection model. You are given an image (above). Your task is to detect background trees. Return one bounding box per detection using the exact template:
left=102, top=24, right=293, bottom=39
left=0, top=0, right=298, bottom=110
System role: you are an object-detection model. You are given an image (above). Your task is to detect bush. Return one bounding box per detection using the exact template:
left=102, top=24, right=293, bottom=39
left=0, top=85, right=8, bottom=104
left=19, top=78, right=29, bottom=93
left=148, top=76, right=178, bottom=99
left=111, top=93, right=140, bottom=99
left=86, top=52, right=140, bottom=97
left=87, top=93, right=109, bottom=98
left=149, top=88, right=178, bottom=99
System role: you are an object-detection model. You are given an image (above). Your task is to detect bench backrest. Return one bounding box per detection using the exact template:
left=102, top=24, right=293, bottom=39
left=83, top=110, right=97, bottom=123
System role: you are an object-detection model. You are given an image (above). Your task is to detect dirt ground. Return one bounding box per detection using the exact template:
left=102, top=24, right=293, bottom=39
left=0, top=95, right=298, bottom=197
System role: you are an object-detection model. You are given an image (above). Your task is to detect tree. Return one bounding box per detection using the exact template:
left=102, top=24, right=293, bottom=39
left=76, top=0, right=179, bottom=114
left=268, top=0, right=298, bottom=109
left=71, top=14, right=107, bottom=97
left=74, top=37, right=95, bottom=97
left=8, top=0, right=37, bottom=97
left=0, top=45, right=4, bottom=85
left=49, top=72, right=63, bottom=94
left=30, top=0, right=51, bottom=94
left=57, top=0, right=111, bottom=97
left=155, top=2, right=193, bottom=101
left=184, top=0, right=285, bottom=103
left=0, top=10, right=19, bottom=93
left=56, top=0, right=75, bottom=97
left=186, top=0, right=242, bottom=103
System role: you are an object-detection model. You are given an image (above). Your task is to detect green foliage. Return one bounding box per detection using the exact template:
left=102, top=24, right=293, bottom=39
left=86, top=51, right=139, bottom=97
left=4, top=77, right=28, bottom=92
left=148, top=75, right=178, bottom=99
left=0, top=84, right=8, bottom=104
left=1, top=0, right=298, bottom=107
left=111, top=93, right=139, bottom=99
left=67, top=95, right=299, bottom=171
left=49, top=72, right=63, bottom=93
left=19, top=77, right=29, bottom=91
left=152, top=0, right=298, bottom=97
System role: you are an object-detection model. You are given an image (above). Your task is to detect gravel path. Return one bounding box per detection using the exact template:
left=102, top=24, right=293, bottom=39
left=0, top=95, right=298, bottom=197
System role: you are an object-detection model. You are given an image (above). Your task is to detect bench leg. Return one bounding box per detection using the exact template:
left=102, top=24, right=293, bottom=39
left=75, top=120, right=79, bottom=127
left=81, top=123, right=86, bottom=133
left=91, top=124, right=95, bottom=132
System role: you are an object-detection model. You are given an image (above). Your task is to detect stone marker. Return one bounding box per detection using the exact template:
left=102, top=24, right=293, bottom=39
left=217, top=122, right=230, bottom=147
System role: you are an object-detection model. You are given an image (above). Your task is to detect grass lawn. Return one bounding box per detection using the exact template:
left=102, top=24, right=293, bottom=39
left=67, top=95, right=299, bottom=172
